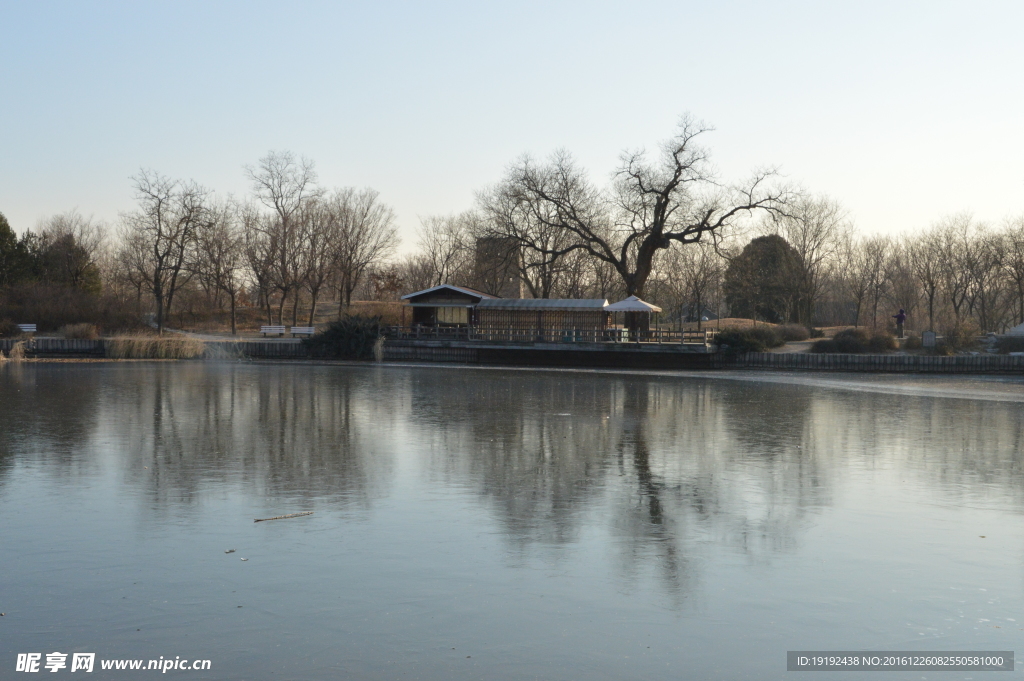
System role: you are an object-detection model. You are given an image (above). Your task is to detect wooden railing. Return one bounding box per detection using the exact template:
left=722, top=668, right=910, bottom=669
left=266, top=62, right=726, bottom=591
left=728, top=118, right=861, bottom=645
left=385, top=326, right=717, bottom=345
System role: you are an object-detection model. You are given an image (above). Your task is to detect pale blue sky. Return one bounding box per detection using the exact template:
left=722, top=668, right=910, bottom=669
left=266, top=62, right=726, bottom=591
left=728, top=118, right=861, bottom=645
left=2, top=1, right=1022, bottom=248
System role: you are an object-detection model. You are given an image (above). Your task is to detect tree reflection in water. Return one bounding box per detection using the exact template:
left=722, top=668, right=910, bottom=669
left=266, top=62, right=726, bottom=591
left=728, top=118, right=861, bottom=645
left=2, top=363, right=1024, bottom=605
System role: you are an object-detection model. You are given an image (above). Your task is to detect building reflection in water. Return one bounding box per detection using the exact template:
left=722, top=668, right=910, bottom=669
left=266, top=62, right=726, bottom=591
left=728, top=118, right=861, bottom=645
left=2, top=362, right=1023, bottom=602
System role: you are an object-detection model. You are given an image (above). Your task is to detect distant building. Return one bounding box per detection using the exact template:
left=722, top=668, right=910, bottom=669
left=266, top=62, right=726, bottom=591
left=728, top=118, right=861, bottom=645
left=476, top=298, right=609, bottom=340
left=399, top=284, right=610, bottom=340
left=399, top=284, right=496, bottom=326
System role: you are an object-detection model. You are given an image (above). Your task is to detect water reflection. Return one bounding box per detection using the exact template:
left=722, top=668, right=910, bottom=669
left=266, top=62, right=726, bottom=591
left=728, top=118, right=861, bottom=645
left=3, top=363, right=1024, bottom=595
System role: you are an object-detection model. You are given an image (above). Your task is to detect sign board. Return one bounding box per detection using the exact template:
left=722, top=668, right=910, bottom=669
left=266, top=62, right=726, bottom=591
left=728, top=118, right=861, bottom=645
left=922, top=331, right=936, bottom=348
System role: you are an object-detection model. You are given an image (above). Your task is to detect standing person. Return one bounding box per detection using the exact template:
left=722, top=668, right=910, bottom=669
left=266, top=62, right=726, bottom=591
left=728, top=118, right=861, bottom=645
left=892, top=309, right=907, bottom=338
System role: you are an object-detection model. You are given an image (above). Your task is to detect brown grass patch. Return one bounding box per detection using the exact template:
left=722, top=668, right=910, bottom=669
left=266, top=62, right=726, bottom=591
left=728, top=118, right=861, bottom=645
left=105, top=334, right=206, bottom=359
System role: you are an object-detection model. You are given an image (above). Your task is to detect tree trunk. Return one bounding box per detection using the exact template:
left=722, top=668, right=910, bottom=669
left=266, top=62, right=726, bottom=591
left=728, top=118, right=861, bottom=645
left=307, top=290, right=319, bottom=327
left=230, top=292, right=237, bottom=336
left=277, top=291, right=288, bottom=326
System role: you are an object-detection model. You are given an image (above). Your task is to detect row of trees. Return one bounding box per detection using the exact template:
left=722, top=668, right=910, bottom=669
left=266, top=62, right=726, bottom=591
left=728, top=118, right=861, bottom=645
left=404, top=191, right=1024, bottom=334
left=0, top=210, right=103, bottom=292
left=114, top=152, right=399, bottom=333
left=3, top=117, right=1023, bottom=335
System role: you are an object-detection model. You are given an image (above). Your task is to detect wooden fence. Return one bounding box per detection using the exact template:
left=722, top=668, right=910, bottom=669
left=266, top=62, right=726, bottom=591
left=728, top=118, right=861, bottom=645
left=386, top=325, right=716, bottom=344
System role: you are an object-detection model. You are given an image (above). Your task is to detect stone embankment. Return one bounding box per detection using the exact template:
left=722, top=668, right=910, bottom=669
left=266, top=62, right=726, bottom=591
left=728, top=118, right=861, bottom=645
left=2, top=337, right=1023, bottom=373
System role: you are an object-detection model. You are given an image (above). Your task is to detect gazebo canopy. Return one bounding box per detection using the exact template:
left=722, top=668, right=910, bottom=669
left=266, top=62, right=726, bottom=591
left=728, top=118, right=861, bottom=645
left=605, top=296, right=662, bottom=313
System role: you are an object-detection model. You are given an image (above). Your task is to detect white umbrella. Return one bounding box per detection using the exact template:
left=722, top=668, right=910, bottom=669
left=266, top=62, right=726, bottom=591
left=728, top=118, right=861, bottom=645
left=605, top=296, right=662, bottom=313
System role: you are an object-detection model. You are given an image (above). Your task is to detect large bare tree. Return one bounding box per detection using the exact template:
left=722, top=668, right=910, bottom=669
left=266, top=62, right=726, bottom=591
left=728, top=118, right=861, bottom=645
left=497, top=116, right=790, bottom=298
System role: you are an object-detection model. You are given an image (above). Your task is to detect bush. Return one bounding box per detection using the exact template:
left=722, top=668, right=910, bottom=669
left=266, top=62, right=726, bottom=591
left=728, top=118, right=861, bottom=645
left=303, top=315, right=384, bottom=359
left=940, top=322, right=980, bottom=352
left=995, top=336, right=1024, bottom=354
left=59, top=323, right=99, bottom=339
left=714, top=326, right=784, bottom=354
left=904, top=334, right=923, bottom=350
left=809, top=327, right=825, bottom=338
left=811, top=328, right=897, bottom=354
left=776, top=324, right=811, bottom=342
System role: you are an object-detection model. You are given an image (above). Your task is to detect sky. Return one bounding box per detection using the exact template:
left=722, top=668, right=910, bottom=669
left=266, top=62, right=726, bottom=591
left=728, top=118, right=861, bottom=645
left=1, top=1, right=1022, bottom=251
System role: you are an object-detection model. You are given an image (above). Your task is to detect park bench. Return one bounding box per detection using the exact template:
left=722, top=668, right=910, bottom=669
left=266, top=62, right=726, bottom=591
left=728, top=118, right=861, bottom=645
left=260, top=325, right=286, bottom=337
left=290, top=327, right=316, bottom=337
left=17, top=324, right=37, bottom=334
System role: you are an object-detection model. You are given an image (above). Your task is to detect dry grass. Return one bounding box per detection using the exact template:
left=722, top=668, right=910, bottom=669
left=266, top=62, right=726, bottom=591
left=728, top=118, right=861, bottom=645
left=678, top=317, right=773, bottom=331
left=105, top=333, right=206, bottom=359
left=342, top=301, right=405, bottom=325
left=59, top=323, right=99, bottom=339
left=8, top=341, right=26, bottom=361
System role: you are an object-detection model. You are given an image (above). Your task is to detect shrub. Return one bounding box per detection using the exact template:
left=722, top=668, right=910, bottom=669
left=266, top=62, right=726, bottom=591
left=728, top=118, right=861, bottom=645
left=776, top=324, right=811, bottom=342
left=714, top=326, right=784, bottom=354
left=995, top=336, right=1024, bottom=354
left=303, top=316, right=384, bottom=359
left=867, top=331, right=897, bottom=352
left=940, top=322, right=980, bottom=352
left=810, top=328, right=897, bottom=354
left=8, top=341, right=26, bottom=360
left=809, top=327, right=825, bottom=338
left=904, top=334, right=923, bottom=350
left=59, top=323, right=99, bottom=339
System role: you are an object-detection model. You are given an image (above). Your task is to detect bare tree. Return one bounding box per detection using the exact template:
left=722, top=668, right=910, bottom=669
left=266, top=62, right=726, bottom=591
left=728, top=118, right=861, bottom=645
left=246, top=151, right=318, bottom=324
left=239, top=202, right=277, bottom=325
left=1002, top=216, right=1024, bottom=327
left=295, top=196, right=338, bottom=325
left=194, top=201, right=244, bottom=334
left=331, top=188, right=399, bottom=311
left=658, top=242, right=723, bottom=330
left=396, top=253, right=436, bottom=295
left=478, top=173, right=576, bottom=298
left=762, top=195, right=849, bottom=324
left=417, top=213, right=473, bottom=287
left=909, top=230, right=942, bottom=331
left=965, top=226, right=1007, bottom=332
left=846, top=236, right=890, bottom=328
left=884, top=239, right=920, bottom=332
left=119, top=171, right=210, bottom=333
left=934, top=214, right=976, bottom=325
left=498, top=116, right=790, bottom=298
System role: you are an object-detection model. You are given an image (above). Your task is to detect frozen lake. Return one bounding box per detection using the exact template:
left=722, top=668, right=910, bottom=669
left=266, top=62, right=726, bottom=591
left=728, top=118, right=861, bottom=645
left=2, top=362, right=1023, bottom=679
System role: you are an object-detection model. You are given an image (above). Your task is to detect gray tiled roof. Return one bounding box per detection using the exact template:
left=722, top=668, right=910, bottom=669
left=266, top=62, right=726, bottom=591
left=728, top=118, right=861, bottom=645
left=476, top=299, right=608, bottom=311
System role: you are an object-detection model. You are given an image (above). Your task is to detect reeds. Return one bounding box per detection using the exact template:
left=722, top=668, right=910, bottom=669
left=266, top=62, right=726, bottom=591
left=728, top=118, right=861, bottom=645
left=105, top=334, right=206, bottom=359
left=7, top=341, right=26, bottom=361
